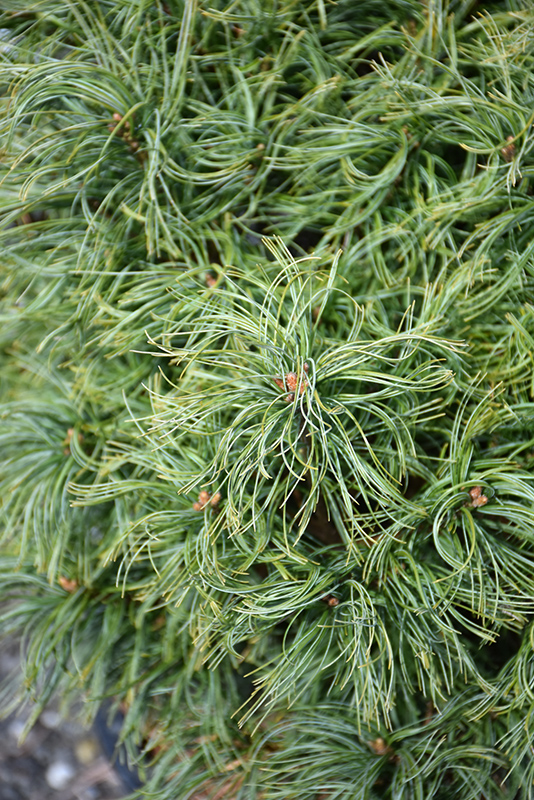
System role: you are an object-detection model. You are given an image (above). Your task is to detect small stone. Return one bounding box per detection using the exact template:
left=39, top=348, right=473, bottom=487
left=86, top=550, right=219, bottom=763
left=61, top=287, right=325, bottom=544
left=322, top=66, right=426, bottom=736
left=8, top=718, right=26, bottom=740
left=75, top=736, right=100, bottom=765
left=40, top=709, right=62, bottom=729
left=78, top=789, right=99, bottom=800
left=45, top=760, right=76, bottom=790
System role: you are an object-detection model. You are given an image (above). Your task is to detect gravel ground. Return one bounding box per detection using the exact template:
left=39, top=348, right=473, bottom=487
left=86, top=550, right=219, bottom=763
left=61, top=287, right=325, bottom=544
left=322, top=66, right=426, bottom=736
left=0, top=639, right=132, bottom=800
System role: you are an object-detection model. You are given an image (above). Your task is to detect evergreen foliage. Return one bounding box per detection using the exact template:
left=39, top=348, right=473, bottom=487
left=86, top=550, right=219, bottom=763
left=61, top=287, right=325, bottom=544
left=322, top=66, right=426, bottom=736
left=1, top=0, right=534, bottom=797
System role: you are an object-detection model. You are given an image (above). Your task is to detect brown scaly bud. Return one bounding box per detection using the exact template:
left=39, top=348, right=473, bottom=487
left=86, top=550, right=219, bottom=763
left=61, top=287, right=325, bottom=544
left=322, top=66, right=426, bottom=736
left=194, top=490, right=222, bottom=510
left=284, top=392, right=295, bottom=403
left=321, top=594, right=339, bottom=607
left=285, top=372, right=298, bottom=391
left=468, top=486, right=488, bottom=508
left=501, top=136, right=515, bottom=162
left=59, top=577, right=78, bottom=593
left=472, top=495, right=488, bottom=508
left=286, top=372, right=308, bottom=394
left=64, top=427, right=83, bottom=455
left=274, top=370, right=309, bottom=395
left=368, top=737, right=392, bottom=756
left=205, top=273, right=217, bottom=288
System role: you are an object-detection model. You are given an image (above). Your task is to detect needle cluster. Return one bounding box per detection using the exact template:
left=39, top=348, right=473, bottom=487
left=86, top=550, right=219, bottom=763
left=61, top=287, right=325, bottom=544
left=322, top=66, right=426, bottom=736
left=1, top=1, right=534, bottom=798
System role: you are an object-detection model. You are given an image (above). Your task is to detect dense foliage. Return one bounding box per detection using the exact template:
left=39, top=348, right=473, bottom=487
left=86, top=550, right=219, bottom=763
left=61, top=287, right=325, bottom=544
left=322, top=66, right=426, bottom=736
left=1, top=0, right=534, bottom=797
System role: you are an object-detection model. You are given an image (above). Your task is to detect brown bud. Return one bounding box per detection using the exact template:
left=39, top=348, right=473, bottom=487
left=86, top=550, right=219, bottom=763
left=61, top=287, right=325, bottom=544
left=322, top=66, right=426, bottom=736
left=198, top=490, right=211, bottom=505
left=59, top=577, right=78, bottom=593
left=210, top=492, right=222, bottom=507
left=468, top=486, right=488, bottom=508
left=275, top=370, right=308, bottom=396
left=284, top=393, right=295, bottom=403
left=321, top=594, right=339, bottom=607
left=192, top=502, right=202, bottom=512
left=285, top=372, right=308, bottom=394
left=472, top=494, right=488, bottom=508
left=501, top=136, right=515, bottom=162
left=285, top=372, right=298, bottom=390
left=63, top=428, right=83, bottom=455
left=112, top=112, right=122, bottom=122
left=368, top=737, right=391, bottom=756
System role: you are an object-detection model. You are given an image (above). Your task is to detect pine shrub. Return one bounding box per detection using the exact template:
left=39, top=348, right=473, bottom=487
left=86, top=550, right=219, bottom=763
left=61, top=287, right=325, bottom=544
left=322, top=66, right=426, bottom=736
left=1, top=1, right=534, bottom=798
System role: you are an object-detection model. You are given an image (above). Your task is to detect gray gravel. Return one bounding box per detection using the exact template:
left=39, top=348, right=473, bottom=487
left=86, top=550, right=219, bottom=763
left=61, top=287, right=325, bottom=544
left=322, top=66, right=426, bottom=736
left=0, top=639, right=127, bottom=800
